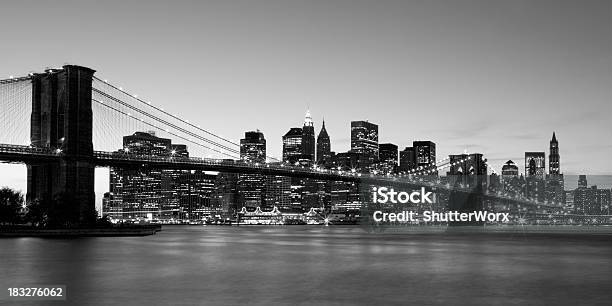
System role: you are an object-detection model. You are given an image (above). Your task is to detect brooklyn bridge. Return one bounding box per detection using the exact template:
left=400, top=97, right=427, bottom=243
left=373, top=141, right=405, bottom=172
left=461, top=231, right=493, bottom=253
left=0, top=65, right=564, bottom=224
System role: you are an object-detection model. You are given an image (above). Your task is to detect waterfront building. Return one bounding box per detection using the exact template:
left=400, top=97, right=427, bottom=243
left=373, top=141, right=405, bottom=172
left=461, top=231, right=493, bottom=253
left=106, top=131, right=217, bottom=221
left=265, top=174, right=292, bottom=209
left=565, top=190, right=575, bottom=213
left=331, top=181, right=362, bottom=211
left=215, top=172, right=239, bottom=218
left=238, top=130, right=266, bottom=208
left=574, top=180, right=611, bottom=215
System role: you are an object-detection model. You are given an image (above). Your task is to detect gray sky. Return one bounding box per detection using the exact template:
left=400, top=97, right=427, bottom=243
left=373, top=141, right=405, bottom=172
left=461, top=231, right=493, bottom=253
left=1, top=0, right=612, bottom=200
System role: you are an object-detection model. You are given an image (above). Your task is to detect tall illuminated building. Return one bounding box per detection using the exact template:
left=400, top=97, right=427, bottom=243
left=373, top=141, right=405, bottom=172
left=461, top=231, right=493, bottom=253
left=240, top=130, right=266, bottom=163
left=265, top=174, right=291, bottom=209
left=123, top=131, right=172, bottom=155
left=106, top=131, right=217, bottom=221
left=545, top=132, right=564, bottom=205
left=283, top=127, right=306, bottom=209
left=378, top=143, right=398, bottom=174
left=525, top=152, right=545, bottom=179
left=399, top=147, right=415, bottom=172
left=578, top=175, right=588, bottom=188
left=238, top=130, right=266, bottom=208
left=316, top=119, right=331, bottom=165
left=301, top=110, right=316, bottom=164
left=525, top=152, right=546, bottom=202
left=549, top=132, right=560, bottom=175
left=350, top=120, right=378, bottom=168
left=282, top=127, right=303, bottom=164
left=108, top=131, right=176, bottom=220
left=414, top=141, right=437, bottom=175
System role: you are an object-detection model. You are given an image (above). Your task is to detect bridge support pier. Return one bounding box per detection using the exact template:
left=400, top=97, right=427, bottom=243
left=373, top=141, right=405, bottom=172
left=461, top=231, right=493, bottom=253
left=27, top=65, right=96, bottom=224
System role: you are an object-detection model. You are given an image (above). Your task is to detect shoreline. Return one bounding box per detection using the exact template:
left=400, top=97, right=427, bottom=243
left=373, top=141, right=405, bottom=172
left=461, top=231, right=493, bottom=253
left=0, top=225, right=161, bottom=237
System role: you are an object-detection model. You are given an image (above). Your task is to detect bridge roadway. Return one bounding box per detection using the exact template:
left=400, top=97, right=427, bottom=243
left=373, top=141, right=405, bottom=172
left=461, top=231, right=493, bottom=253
left=0, top=143, right=359, bottom=181
left=0, top=143, right=562, bottom=209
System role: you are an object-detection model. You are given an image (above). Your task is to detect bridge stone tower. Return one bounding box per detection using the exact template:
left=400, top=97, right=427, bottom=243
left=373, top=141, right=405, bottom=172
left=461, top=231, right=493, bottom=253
left=27, top=65, right=96, bottom=223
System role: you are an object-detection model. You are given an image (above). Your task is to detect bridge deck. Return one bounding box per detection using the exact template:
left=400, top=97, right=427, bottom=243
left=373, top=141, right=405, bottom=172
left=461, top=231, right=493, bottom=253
left=0, top=143, right=562, bottom=209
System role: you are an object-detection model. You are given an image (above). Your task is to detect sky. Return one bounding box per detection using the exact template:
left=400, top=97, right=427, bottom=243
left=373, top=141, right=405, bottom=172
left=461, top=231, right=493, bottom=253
left=1, top=0, right=612, bottom=205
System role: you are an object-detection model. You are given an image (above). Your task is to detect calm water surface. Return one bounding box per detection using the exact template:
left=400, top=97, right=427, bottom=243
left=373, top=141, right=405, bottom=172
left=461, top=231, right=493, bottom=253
left=1, top=226, right=611, bottom=305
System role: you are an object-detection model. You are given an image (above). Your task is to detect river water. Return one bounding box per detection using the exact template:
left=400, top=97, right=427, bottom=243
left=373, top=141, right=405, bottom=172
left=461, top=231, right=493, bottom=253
left=1, top=226, right=611, bottom=305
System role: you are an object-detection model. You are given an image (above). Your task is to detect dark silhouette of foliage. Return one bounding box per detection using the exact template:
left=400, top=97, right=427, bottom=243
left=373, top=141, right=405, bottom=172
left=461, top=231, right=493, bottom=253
left=46, top=193, right=81, bottom=228
left=25, top=198, right=48, bottom=227
left=0, top=187, right=24, bottom=225
left=24, top=195, right=111, bottom=228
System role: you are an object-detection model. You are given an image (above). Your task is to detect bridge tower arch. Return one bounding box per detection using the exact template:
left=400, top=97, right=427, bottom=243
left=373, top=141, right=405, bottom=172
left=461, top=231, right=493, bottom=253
left=27, top=65, right=96, bottom=223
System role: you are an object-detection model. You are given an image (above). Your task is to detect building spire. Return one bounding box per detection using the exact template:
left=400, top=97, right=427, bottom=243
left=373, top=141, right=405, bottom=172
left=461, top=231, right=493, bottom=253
left=551, top=131, right=557, bottom=142
left=304, top=109, right=313, bottom=127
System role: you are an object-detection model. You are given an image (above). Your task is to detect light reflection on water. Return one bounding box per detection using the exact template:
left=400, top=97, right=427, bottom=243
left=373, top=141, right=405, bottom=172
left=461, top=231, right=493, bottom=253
left=1, top=226, right=611, bottom=305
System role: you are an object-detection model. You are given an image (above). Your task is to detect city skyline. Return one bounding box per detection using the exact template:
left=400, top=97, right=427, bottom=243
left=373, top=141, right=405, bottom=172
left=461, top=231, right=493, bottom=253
left=1, top=3, right=611, bottom=305
left=103, top=127, right=612, bottom=221
left=1, top=0, right=612, bottom=201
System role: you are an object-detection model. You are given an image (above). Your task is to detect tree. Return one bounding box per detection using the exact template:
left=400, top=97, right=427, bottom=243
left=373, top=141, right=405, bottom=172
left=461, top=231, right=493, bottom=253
left=46, top=193, right=80, bottom=228
left=0, top=187, right=24, bottom=225
left=25, top=198, right=48, bottom=227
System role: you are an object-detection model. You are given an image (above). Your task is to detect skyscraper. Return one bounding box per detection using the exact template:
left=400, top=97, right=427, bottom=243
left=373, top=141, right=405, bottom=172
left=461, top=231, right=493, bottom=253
left=301, top=110, right=316, bottom=163
left=239, top=130, right=266, bottom=208
left=574, top=186, right=609, bottom=215
left=549, top=132, right=560, bottom=175
left=546, top=132, right=564, bottom=205
left=109, top=131, right=174, bottom=220
left=379, top=143, right=398, bottom=166
left=525, top=152, right=545, bottom=179
left=525, top=152, right=546, bottom=202
left=107, top=131, right=217, bottom=221
left=240, top=130, right=266, bottom=162
left=265, top=175, right=291, bottom=209
left=316, top=119, right=331, bottom=165
left=282, top=127, right=303, bottom=164
left=578, top=175, right=588, bottom=189
left=350, top=120, right=378, bottom=168
left=399, top=147, right=415, bottom=172
left=378, top=143, right=398, bottom=174
left=413, top=141, right=437, bottom=174
left=122, top=131, right=172, bottom=155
